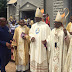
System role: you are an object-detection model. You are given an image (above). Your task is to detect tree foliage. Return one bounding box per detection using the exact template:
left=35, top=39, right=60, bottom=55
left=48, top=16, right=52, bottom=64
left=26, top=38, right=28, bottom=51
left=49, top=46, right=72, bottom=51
left=0, top=0, right=7, bottom=18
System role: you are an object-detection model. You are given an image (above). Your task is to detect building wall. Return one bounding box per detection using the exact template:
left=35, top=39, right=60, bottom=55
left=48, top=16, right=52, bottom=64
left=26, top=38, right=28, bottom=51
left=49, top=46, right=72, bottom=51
left=9, top=5, right=16, bottom=17
left=15, top=0, right=44, bottom=21
left=15, top=4, right=20, bottom=21
left=7, top=5, right=16, bottom=21
left=7, top=0, right=71, bottom=27
left=46, top=0, right=53, bottom=28
left=63, top=0, right=70, bottom=25
left=70, top=0, right=72, bottom=16
left=46, top=0, right=70, bottom=28
left=17, top=0, right=44, bottom=9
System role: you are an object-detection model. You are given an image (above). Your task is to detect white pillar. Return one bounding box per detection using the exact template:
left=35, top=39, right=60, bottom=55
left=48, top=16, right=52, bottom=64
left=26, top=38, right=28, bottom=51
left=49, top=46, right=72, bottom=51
left=20, top=11, right=22, bottom=19
left=16, top=5, right=20, bottom=21
left=7, top=5, right=10, bottom=21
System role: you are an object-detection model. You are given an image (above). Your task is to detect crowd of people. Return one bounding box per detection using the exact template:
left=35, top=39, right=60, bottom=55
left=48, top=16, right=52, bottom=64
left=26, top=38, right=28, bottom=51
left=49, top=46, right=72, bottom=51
left=0, top=7, right=72, bottom=72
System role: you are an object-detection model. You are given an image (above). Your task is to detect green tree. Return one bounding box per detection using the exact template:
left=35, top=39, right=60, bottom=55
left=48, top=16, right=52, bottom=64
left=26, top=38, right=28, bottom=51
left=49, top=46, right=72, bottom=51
left=0, top=0, right=7, bottom=18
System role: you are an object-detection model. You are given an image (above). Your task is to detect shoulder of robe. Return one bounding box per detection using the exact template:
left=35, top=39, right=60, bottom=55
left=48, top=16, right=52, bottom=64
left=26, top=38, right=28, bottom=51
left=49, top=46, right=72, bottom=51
left=26, top=26, right=30, bottom=31
left=15, top=26, right=20, bottom=31
left=41, top=22, right=48, bottom=26
left=41, top=21, right=46, bottom=24
left=31, top=23, right=37, bottom=28
left=52, top=28, right=55, bottom=32
left=67, top=22, right=71, bottom=26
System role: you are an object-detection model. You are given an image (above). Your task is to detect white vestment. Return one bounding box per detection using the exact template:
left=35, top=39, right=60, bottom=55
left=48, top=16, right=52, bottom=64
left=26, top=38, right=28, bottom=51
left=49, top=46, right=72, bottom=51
left=70, top=23, right=72, bottom=32
left=70, top=24, right=72, bottom=38
left=47, top=27, right=69, bottom=72
left=29, top=21, right=51, bottom=72
left=16, top=26, right=29, bottom=71
left=63, top=38, right=72, bottom=72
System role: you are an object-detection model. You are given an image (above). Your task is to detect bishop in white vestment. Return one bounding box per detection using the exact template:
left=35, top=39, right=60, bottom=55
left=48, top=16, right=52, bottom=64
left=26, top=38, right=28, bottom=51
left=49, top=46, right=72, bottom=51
left=29, top=8, right=51, bottom=72
left=47, top=11, right=70, bottom=72
left=63, top=38, right=72, bottom=72
left=66, top=16, right=72, bottom=35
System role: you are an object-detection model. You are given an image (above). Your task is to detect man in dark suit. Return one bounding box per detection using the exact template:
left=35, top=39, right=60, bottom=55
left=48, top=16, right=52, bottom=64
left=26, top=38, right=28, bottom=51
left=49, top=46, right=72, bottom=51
left=0, top=17, right=12, bottom=72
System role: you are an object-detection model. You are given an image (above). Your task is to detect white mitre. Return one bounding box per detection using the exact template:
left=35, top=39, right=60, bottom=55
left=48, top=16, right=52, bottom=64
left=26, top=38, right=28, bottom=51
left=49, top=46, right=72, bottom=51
left=55, top=11, right=63, bottom=22
left=35, top=8, right=43, bottom=18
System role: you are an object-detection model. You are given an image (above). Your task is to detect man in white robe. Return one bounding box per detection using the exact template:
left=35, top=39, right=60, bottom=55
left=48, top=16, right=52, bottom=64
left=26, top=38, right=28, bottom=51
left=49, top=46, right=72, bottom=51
left=63, top=38, right=72, bottom=72
left=47, top=11, right=70, bottom=72
left=29, top=8, right=51, bottom=72
left=66, top=16, right=72, bottom=35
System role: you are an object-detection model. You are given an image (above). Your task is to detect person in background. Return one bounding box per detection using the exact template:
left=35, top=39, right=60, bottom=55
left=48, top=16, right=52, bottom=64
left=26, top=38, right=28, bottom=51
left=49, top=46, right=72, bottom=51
left=66, top=16, right=72, bottom=35
left=43, top=14, right=46, bottom=22
left=63, top=38, right=72, bottom=72
left=13, top=17, right=16, bottom=24
left=0, top=17, right=12, bottom=72
left=30, top=20, right=34, bottom=27
left=12, top=20, right=30, bottom=72
left=24, top=16, right=28, bottom=25
left=15, top=21, right=20, bottom=28
left=46, top=13, right=50, bottom=27
left=9, top=21, right=16, bottom=38
left=9, top=21, right=18, bottom=60
left=9, top=15, right=13, bottom=23
left=27, top=18, right=31, bottom=28
left=47, top=11, right=70, bottom=72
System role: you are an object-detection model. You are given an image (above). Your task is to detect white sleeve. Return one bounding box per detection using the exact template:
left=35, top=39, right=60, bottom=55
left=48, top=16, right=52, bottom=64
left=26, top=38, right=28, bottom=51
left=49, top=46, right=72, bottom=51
left=46, top=25, right=51, bottom=42
left=29, top=25, right=35, bottom=40
left=46, top=29, right=52, bottom=52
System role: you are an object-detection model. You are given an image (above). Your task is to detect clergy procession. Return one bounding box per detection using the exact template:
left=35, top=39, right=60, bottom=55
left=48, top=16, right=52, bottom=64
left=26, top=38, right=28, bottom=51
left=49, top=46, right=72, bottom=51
left=0, top=6, right=72, bottom=72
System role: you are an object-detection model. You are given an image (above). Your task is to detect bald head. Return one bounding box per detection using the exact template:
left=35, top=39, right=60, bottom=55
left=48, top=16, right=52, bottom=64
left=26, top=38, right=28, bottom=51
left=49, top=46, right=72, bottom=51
left=0, top=17, right=7, bottom=27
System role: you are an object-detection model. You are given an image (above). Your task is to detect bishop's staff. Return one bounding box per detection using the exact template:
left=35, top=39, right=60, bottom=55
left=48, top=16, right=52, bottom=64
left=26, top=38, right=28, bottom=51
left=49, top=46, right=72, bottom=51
left=61, top=8, right=69, bottom=28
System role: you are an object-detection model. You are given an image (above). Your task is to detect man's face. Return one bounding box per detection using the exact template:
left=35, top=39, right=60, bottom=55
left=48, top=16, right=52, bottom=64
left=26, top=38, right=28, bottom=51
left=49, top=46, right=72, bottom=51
left=46, top=14, right=49, bottom=17
left=54, top=21, right=62, bottom=28
left=35, top=17, right=42, bottom=22
left=0, top=18, right=7, bottom=26
left=19, top=20, right=25, bottom=26
left=25, top=16, right=27, bottom=19
left=12, top=21, right=15, bottom=25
